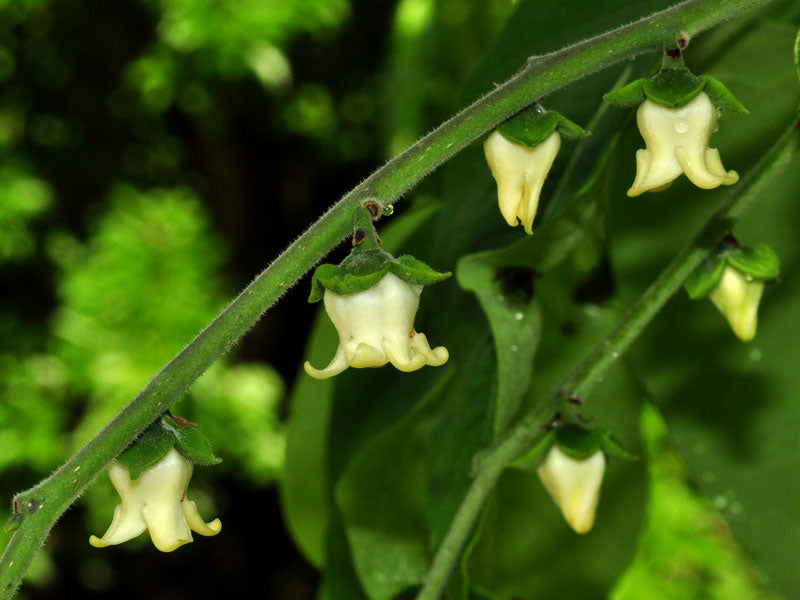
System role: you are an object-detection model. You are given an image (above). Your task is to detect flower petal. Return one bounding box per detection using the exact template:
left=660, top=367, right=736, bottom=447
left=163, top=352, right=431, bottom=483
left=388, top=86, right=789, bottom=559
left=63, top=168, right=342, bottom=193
left=182, top=499, right=222, bottom=537
left=303, top=345, right=350, bottom=380
left=89, top=503, right=147, bottom=548
left=142, top=502, right=193, bottom=553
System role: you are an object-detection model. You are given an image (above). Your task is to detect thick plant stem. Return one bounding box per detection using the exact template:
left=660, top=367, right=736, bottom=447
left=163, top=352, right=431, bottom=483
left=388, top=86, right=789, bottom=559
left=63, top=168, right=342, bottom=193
left=0, top=0, right=774, bottom=596
left=416, top=123, right=799, bottom=600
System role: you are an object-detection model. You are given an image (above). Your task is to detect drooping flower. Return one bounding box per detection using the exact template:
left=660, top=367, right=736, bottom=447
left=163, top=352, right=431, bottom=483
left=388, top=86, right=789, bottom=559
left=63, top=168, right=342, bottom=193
left=304, top=206, right=450, bottom=379
left=484, top=130, right=561, bottom=234
left=304, top=271, right=449, bottom=379
left=628, top=92, right=738, bottom=196
left=536, top=445, right=606, bottom=535
left=484, top=103, right=587, bottom=234
left=684, top=240, right=779, bottom=342
left=90, top=448, right=221, bottom=552
left=604, top=49, right=747, bottom=197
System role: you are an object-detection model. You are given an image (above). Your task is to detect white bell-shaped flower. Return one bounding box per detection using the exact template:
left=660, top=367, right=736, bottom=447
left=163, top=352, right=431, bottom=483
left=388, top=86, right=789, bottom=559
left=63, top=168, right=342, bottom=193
left=90, top=448, right=221, bottom=552
left=628, top=92, right=738, bottom=197
left=537, top=446, right=606, bottom=534
left=304, top=272, right=448, bottom=379
left=708, top=265, right=764, bottom=342
left=484, top=129, right=560, bottom=234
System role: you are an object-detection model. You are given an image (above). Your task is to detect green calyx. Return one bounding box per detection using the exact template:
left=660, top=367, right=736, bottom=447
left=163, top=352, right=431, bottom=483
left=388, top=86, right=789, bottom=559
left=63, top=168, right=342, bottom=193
left=308, top=251, right=451, bottom=303
left=604, top=53, right=747, bottom=112
left=308, top=202, right=450, bottom=302
left=496, top=102, right=588, bottom=149
left=116, top=415, right=221, bottom=480
left=685, top=242, right=780, bottom=300
left=511, top=424, right=635, bottom=469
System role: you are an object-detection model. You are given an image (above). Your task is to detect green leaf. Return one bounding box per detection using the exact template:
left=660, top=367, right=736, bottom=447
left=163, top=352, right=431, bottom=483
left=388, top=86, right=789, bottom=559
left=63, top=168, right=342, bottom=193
left=116, top=419, right=175, bottom=480
left=603, top=79, right=646, bottom=107
left=335, top=372, right=452, bottom=600
left=726, top=244, right=780, bottom=280
left=456, top=257, right=542, bottom=437
left=280, top=308, right=339, bottom=568
left=684, top=254, right=726, bottom=299
left=497, top=105, right=561, bottom=148
left=702, top=75, right=749, bottom=114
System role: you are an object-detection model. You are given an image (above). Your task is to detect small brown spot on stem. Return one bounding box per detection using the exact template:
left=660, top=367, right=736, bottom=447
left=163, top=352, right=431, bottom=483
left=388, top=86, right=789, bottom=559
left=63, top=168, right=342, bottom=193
left=364, top=201, right=381, bottom=219
left=665, top=47, right=681, bottom=59
left=166, top=414, right=196, bottom=428
left=353, top=229, right=368, bottom=245
left=409, top=328, right=416, bottom=339
left=567, top=396, right=583, bottom=405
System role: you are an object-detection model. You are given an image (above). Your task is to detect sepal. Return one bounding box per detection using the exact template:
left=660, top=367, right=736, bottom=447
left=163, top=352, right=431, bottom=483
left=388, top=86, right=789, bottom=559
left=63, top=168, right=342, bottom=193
left=685, top=243, right=779, bottom=300
left=308, top=251, right=450, bottom=302
left=497, top=103, right=588, bottom=148
left=604, top=58, right=746, bottom=113
left=117, top=416, right=220, bottom=480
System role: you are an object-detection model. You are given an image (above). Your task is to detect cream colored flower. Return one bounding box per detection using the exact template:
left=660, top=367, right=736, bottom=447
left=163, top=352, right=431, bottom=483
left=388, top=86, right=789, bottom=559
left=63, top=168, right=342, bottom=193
left=537, top=446, right=605, bottom=534
left=484, top=129, right=560, bottom=234
left=628, top=92, right=738, bottom=197
left=90, top=448, right=221, bottom=552
left=708, top=265, right=764, bottom=342
left=304, top=272, right=448, bottom=379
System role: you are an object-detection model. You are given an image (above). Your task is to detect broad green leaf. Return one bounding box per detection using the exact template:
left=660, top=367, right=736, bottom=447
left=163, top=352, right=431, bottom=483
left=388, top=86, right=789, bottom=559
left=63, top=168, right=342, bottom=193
left=335, top=371, right=453, bottom=600
left=280, top=308, right=339, bottom=568
left=456, top=257, right=542, bottom=437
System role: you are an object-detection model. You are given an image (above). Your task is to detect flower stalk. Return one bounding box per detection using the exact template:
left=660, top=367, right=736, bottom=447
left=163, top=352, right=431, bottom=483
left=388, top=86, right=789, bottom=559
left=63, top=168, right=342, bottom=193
left=0, top=0, right=778, bottom=596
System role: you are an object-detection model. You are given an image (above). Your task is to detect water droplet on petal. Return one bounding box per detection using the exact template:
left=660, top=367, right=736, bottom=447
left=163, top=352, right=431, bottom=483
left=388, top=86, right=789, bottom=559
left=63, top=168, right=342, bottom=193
left=382, top=203, right=394, bottom=216
left=674, top=120, right=689, bottom=134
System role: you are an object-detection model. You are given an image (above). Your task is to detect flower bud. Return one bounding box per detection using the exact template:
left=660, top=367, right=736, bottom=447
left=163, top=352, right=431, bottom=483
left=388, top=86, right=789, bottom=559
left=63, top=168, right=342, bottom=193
left=708, top=265, right=764, bottom=342
left=484, top=129, right=561, bottom=234
left=536, top=446, right=606, bottom=534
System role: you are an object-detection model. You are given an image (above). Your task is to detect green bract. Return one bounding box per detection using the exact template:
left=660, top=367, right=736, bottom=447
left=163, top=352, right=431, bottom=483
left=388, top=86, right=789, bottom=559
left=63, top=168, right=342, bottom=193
left=685, top=243, right=780, bottom=300
left=116, top=416, right=220, bottom=479
left=308, top=249, right=450, bottom=303
left=604, top=55, right=747, bottom=112
left=496, top=102, right=588, bottom=149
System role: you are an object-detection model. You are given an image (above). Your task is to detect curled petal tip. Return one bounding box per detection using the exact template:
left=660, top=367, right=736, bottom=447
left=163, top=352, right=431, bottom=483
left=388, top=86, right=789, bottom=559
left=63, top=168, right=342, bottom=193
left=89, top=535, right=109, bottom=548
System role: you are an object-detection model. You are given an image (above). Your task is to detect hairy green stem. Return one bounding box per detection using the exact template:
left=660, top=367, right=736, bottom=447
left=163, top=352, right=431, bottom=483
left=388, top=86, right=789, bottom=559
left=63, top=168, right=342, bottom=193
left=416, top=123, right=799, bottom=600
left=0, top=0, right=774, bottom=595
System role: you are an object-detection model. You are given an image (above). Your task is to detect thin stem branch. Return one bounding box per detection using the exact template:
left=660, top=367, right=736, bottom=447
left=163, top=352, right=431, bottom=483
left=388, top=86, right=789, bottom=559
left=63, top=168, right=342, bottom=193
left=416, top=122, right=799, bottom=600
left=0, top=0, right=774, bottom=596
